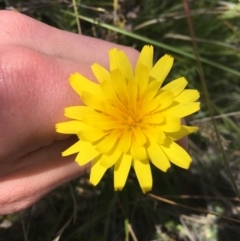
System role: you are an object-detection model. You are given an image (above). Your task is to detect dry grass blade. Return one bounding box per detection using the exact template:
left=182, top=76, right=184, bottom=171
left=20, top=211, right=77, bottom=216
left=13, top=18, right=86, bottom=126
left=72, top=0, right=81, bottom=34
left=148, top=193, right=240, bottom=224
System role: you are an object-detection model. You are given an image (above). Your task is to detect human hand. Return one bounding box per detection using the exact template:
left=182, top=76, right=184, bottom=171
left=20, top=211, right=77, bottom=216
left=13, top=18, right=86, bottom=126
left=0, top=10, right=187, bottom=214
left=0, top=10, right=141, bottom=214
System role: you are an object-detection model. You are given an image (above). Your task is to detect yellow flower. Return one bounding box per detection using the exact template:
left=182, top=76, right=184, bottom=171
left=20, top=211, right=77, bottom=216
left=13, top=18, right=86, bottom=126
left=56, top=45, right=200, bottom=193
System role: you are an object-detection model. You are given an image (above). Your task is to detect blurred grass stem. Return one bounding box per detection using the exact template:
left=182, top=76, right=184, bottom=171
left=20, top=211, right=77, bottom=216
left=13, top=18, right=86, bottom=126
left=182, top=0, right=240, bottom=200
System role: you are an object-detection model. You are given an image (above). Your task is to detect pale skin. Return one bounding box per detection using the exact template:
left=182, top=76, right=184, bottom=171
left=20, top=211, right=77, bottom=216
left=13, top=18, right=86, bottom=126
left=0, top=10, right=187, bottom=215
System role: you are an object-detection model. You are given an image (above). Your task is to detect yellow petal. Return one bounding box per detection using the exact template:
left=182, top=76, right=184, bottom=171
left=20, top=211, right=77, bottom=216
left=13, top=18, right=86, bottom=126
left=114, top=154, right=132, bottom=190
left=156, top=90, right=175, bottom=110
left=109, top=48, right=118, bottom=71
left=75, top=141, right=100, bottom=165
left=96, top=130, right=121, bottom=153
left=78, top=127, right=107, bottom=142
left=161, top=138, right=192, bottom=169
left=135, top=64, right=149, bottom=96
left=142, top=113, right=165, bottom=124
left=100, top=80, right=117, bottom=101
left=69, top=73, right=103, bottom=98
left=101, top=101, right=126, bottom=119
left=162, top=77, right=187, bottom=97
left=141, top=80, right=161, bottom=104
left=128, top=80, right=138, bottom=111
left=147, top=141, right=171, bottom=172
left=100, top=150, right=122, bottom=168
left=138, top=99, right=160, bottom=118
left=91, top=63, right=110, bottom=83
left=64, top=106, right=94, bottom=120
left=118, top=128, right=132, bottom=152
left=95, top=120, right=125, bottom=130
left=149, top=54, right=173, bottom=86
left=56, top=121, right=88, bottom=134
left=109, top=48, right=133, bottom=81
left=133, top=159, right=152, bottom=193
left=131, top=138, right=147, bottom=161
left=90, top=156, right=108, bottom=186
left=136, top=45, right=153, bottom=72
left=117, top=50, right=134, bottom=81
left=167, top=125, right=198, bottom=141
left=160, top=116, right=181, bottom=132
left=162, top=102, right=200, bottom=118
left=132, top=126, right=146, bottom=146
left=142, top=127, right=166, bottom=144
left=81, top=111, right=110, bottom=126
left=81, top=91, right=103, bottom=111
left=62, top=140, right=82, bottom=156
left=100, top=80, right=125, bottom=110
left=174, top=89, right=200, bottom=103
left=110, top=69, right=128, bottom=104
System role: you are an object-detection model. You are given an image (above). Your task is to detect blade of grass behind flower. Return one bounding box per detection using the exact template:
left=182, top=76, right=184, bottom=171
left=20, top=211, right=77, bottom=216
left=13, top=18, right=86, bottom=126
left=62, top=10, right=240, bottom=77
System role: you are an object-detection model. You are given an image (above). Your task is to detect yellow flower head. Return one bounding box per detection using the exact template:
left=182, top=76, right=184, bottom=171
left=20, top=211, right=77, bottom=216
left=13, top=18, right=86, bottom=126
left=56, top=45, right=200, bottom=193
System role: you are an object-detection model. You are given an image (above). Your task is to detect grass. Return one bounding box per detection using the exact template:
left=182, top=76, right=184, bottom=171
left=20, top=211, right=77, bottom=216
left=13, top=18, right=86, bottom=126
left=1, top=0, right=240, bottom=240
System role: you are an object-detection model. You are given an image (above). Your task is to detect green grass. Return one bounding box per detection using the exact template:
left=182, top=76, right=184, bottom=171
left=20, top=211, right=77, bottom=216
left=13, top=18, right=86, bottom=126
left=1, top=0, right=240, bottom=240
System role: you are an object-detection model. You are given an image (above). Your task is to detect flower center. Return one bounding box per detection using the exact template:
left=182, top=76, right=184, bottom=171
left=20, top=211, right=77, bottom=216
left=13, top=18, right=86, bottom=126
left=128, top=115, right=136, bottom=126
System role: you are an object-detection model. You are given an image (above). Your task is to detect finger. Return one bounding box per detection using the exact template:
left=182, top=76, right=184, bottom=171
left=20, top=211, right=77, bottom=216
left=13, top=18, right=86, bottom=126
left=0, top=137, right=89, bottom=215
left=0, top=10, right=139, bottom=66
left=0, top=43, right=91, bottom=161
left=177, top=136, right=188, bottom=150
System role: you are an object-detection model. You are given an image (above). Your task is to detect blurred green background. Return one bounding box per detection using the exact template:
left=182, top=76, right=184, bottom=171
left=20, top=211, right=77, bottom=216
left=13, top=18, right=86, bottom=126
left=0, top=0, right=240, bottom=240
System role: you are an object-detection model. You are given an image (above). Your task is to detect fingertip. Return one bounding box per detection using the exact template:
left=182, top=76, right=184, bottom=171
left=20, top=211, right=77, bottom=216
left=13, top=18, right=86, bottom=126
left=176, top=136, right=188, bottom=151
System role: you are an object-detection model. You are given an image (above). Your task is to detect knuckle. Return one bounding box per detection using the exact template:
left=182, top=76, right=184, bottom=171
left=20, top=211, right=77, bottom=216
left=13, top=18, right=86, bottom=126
left=0, top=10, right=33, bottom=41
left=0, top=45, right=39, bottom=160
left=0, top=44, right=38, bottom=95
